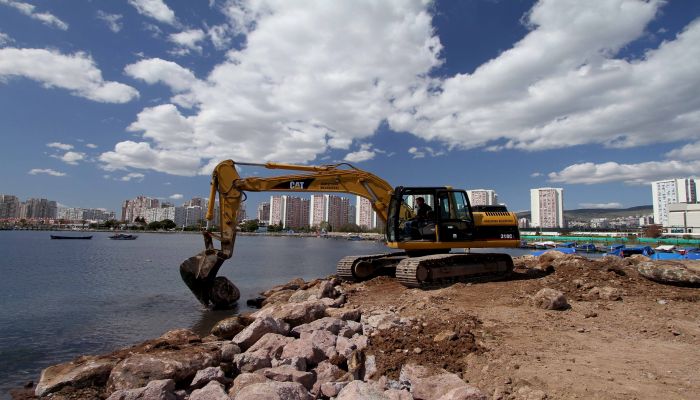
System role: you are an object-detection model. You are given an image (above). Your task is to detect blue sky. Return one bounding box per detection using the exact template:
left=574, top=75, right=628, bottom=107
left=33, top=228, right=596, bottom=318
left=1, top=0, right=699, bottom=215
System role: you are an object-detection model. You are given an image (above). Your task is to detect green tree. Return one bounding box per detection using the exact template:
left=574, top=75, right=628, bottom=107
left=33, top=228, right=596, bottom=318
left=147, top=221, right=163, bottom=230
left=161, top=219, right=176, bottom=230
left=240, top=219, right=259, bottom=232
left=338, top=223, right=362, bottom=233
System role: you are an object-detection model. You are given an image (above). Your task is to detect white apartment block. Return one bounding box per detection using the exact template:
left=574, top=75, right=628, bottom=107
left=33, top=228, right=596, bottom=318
left=466, top=189, right=498, bottom=206
left=257, top=202, right=270, bottom=223
left=651, top=178, right=697, bottom=227
left=530, top=188, right=565, bottom=228
left=309, top=194, right=326, bottom=228
left=355, top=196, right=375, bottom=229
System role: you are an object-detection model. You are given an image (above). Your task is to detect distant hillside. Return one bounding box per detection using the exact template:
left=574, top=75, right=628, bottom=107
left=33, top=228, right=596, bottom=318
left=516, top=205, right=653, bottom=221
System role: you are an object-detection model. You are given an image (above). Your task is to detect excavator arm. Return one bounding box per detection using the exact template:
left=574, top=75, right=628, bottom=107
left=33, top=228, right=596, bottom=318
left=180, top=159, right=395, bottom=307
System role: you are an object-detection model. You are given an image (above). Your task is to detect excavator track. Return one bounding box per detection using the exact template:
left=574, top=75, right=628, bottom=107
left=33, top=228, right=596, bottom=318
left=337, top=252, right=407, bottom=282
left=395, top=252, right=514, bottom=288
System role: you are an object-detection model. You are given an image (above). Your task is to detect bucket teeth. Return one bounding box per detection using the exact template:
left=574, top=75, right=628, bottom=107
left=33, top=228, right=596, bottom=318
left=180, top=251, right=225, bottom=306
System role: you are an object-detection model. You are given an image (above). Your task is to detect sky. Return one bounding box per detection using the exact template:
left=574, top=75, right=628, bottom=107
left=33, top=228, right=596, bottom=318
left=1, top=0, right=700, bottom=215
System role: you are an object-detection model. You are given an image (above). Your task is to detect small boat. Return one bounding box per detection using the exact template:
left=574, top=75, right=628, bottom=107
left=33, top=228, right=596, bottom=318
left=51, top=235, right=93, bottom=240
left=606, top=245, right=655, bottom=258
left=575, top=243, right=597, bottom=253
left=109, top=233, right=138, bottom=240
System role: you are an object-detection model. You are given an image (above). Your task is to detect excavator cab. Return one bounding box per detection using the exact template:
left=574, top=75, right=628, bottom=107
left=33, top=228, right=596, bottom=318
left=387, top=187, right=475, bottom=246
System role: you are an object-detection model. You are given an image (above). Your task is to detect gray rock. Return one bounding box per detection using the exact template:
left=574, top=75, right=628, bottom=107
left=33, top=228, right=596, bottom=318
left=35, top=356, right=117, bottom=397
left=105, top=379, right=177, bottom=400
left=228, top=372, right=270, bottom=398
left=638, top=261, right=700, bottom=285
left=261, top=365, right=315, bottom=389
left=399, top=364, right=472, bottom=400
left=364, top=354, right=378, bottom=381
left=220, top=342, right=241, bottom=362
left=106, top=344, right=221, bottom=393
left=189, top=380, right=229, bottom=400
left=232, top=317, right=290, bottom=351
left=311, top=360, right=346, bottom=394
left=321, top=381, right=348, bottom=397
left=189, top=366, right=227, bottom=389
left=336, top=380, right=390, bottom=399
left=234, top=381, right=312, bottom=400
left=336, top=335, right=369, bottom=359
left=291, top=317, right=346, bottom=337
left=325, top=307, right=362, bottom=322
left=272, top=356, right=307, bottom=371
left=246, top=333, right=295, bottom=359
left=385, top=388, right=415, bottom=400
left=253, top=300, right=328, bottom=327
left=532, top=288, right=569, bottom=310
left=210, top=316, right=248, bottom=339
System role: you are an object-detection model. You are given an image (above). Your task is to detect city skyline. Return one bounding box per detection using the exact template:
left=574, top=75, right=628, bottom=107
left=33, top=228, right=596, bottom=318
left=2, top=1, right=700, bottom=214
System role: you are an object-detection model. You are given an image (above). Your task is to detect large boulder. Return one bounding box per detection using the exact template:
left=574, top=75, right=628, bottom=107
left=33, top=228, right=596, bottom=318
left=637, top=261, right=700, bottom=285
left=105, top=379, right=177, bottom=400
left=189, top=380, right=229, bottom=400
left=336, top=380, right=390, bottom=399
left=261, top=365, right=316, bottom=390
left=228, top=372, right=270, bottom=398
left=400, top=364, right=481, bottom=400
left=282, top=330, right=338, bottom=367
left=234, top=333, right=295, bottom=372
left=532, top=288, right=569, bottom=310
left=106, top=343, right=221, bottom=393
left=210, top=316, right=248, bottom=339
left=232, top=317, right=290, bottom=351
left=234, top=381, right=312, bottom=400
left=253, top=300, right=327, bottom=327
left=291, top=317, right=347, bottom=337
left=36, top=356, right=118, bottom=397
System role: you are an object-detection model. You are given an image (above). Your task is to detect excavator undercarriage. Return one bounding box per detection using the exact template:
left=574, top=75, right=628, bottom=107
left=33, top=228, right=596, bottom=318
left=336, top=251, right=514, bottom=288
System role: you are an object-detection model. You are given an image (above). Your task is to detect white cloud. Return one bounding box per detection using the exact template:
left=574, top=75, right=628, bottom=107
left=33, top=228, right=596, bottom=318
left=168, top=29, right=206, bottom=55
left=408, top=146, right=444, bottom=159
left=47, top=142, right=73, bottom=151
left=54, top=151, right=86, bottom=165
left=579, top=202, right=623, bottom=209
left=97, top=10, right=123, bottom=33
left=0, top=31, right=12, bottom=46
left=128, top=0, right=177, bottom=26
left=99, top=140, right=202, bottom=176
left=28, top=168, right=66, bottom=176
left=169, top=193, right=183, bottom=200
left=124, top=58, right=199, bottom=94
left=666, top=142, right=700, bottom=161
left=530, top=172, right=542, bottom=178
left=408, top=147, right=425, bottom=159
left=207, top=24, right=232, bottom=50
left=103, top=0, right=441, bottom=174
left=344, top=144, right=375, bottom=163
left=389, top=0, right=700, bottom=152
left=548, top=160, right=700, bottom=185
left=119, top=172, right=145, bottom=182
left=0, top=48, right=139, bottom=103
left=86, top=143, right=98, bottom=149
left=0, top=0, right=68, bottom=30
left=102, top=1, right=700, bottom=180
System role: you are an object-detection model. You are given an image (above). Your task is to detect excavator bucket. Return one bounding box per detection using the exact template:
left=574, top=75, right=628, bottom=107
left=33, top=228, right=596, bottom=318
left=180, top=233, right=240, bottom=308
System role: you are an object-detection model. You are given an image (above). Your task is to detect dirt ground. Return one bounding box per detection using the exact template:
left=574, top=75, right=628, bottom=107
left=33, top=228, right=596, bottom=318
left=342, top=256, right=700, bottom=400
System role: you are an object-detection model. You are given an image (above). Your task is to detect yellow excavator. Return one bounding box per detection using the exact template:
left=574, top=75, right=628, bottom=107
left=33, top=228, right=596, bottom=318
left=180, top=160, right=520, bottom=307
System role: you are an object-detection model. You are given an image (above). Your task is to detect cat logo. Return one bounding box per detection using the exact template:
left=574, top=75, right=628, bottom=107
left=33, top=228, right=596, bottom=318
left=290, top=181, right=305, bottom=189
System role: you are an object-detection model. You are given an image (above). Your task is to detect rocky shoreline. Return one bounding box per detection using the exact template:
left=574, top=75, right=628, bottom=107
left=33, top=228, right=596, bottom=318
left=11, top=253, right=700, bottom=399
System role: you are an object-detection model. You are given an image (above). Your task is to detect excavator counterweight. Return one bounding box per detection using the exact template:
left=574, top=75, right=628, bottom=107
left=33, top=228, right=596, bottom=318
left=180, top=160, right=520, bottom=308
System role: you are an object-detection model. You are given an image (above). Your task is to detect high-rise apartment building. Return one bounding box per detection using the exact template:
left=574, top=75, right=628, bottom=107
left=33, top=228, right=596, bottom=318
left=356, top=196, right=382, bottom=230
left=309, top=194, right=326, bottom=228
left=21, top=198, right=57, bottom=219
left=651, top=178, right=697, bottom=227
left=0, top=194, right=21, bottom=219
left=121, top=196, right=160, bottom=222
left=530, top=188, right=565, bottom=228
left=326, top=195, right=350, bottom=230
left=257, top=202, right=270, bottom=223
left=268, top=195, right=308, bottom=229
left=466, top=189, right=498, bottom=206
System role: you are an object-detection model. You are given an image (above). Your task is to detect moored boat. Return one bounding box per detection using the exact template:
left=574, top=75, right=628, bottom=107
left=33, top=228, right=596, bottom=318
left=109, top=233, right=138, bottom=240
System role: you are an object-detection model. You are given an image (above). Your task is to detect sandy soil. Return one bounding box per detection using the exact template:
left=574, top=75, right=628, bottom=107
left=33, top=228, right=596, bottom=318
left=342, top=255, right=700, bottom=400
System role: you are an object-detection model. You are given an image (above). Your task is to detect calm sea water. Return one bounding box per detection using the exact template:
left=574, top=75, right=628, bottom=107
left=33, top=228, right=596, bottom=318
left=0, top=231, right=535, bottom=397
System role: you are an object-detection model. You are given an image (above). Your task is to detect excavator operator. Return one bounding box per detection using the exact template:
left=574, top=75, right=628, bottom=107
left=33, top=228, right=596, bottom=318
left=404, top=196, right=434, bottom=239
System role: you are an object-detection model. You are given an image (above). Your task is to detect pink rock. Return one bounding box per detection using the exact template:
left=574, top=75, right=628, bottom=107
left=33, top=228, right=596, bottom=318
left=532, top=288, right=569, bottom=310
left=189, top=381, right=229, bottom=400
left=261, top=365, right=315, bottom=390
left=253, top=300, right=327, bottom=327
left=399, top=364, right=471, bottom=400
left=228, top=372, right=270, bottom=398
left=105, top=379, right=176, bottom=400
left=234, top=381, right=312, bottom=400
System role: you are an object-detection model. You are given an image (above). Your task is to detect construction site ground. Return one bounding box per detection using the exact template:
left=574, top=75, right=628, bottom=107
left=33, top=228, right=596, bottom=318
left=341, top=255, right=700, bottom=399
